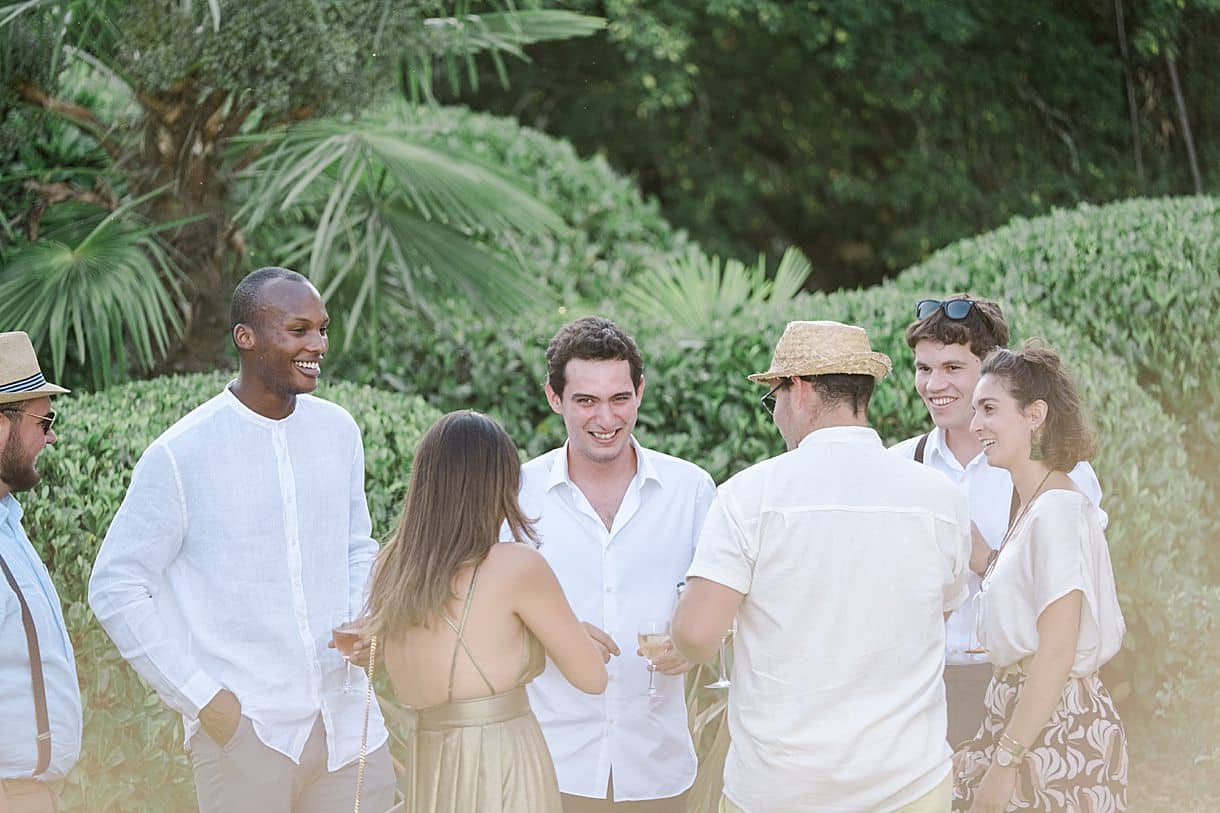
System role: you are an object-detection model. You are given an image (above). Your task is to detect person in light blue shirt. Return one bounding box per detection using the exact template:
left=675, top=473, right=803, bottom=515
left=0, top=331, right=81, bottom=813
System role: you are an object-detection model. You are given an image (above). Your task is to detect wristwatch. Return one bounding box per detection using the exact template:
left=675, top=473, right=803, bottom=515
left=994, top=745, right=1021, bottom=768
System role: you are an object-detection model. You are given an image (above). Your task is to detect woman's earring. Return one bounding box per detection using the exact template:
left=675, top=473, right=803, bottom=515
left=1029, top=427, right=1044, bottom=461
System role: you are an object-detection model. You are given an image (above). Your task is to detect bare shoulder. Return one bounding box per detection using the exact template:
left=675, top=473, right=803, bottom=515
left=484, top=541, right=549, bottom=578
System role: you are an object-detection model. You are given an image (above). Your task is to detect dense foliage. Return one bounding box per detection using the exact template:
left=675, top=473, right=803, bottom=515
left=460, top=0, right=1220, bottom=289
left=0, top=1, right=602, bottom=382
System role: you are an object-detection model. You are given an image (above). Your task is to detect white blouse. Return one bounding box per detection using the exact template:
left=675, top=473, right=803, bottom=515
left=978, top=489, right=1125, bottom=677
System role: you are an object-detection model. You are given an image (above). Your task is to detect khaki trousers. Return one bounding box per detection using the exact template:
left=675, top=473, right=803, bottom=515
left=0, top=780, right=58, bottom=813
left=718, top=774, right=951, bottom=813
left=190, top=715, right=397, bottom=813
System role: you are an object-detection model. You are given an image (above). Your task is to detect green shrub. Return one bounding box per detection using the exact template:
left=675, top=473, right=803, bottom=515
left=23, top=372, right=439, bottom=812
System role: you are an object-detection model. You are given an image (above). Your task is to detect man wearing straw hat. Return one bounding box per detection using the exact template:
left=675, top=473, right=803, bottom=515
left=672, top=320, right=972, bottom=813
left=0, top=332, right=81, bottom=813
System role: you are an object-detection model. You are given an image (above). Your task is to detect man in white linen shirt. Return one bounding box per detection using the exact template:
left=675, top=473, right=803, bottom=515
left=519, top=316, right=715, bottom=812
left=88, top=268, right=395, bottom=813
left=672, top=320, right=973, bottom=813
left=0, top=333, right=81, bottom=813
left=889, top=294, right=1105, bottom=748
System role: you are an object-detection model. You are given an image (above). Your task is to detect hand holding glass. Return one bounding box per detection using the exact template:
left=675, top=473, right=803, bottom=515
left=332, top=621, right=362, bottom=695
left=637, top=621, right=670, bottom=697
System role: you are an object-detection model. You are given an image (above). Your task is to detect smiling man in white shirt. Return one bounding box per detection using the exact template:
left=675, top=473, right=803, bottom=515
left=890, top=294, right=1104, bottom=748
left=673, top=320, right=972, bottom=813
left=518, top=317, right=715, bottom=812
left=88, top=268, right=395, bottom=813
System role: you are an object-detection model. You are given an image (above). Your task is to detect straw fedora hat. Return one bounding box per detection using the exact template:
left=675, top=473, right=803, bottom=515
left=0, top=332, right=70, bottom=406
left=748, top=320, right=891, bottom=383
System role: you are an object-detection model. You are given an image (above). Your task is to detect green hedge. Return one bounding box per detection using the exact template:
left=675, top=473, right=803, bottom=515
left=23, top=373, right=439, bottom=812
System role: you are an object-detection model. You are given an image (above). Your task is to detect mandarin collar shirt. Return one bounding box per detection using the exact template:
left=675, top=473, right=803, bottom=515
left=890, top=426, right=1106, bottom=665
left=88, top=387, right=386, bottom=769
left=0, top=494, right=82, bottom=781
left=687, top=426, right=972, bottom=812
left=519, top=438, right=716, bottom=801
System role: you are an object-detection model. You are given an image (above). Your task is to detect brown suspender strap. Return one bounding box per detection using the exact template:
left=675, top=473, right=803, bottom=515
left=0, top=552, right=52, bottom=776
left=915, top=432, right=1021, bottom=526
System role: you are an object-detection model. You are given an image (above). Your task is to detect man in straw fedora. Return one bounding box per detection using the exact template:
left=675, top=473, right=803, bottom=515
left=0, top=333, right=81, bottom=813
left=672, top=320, right=972, bottom=813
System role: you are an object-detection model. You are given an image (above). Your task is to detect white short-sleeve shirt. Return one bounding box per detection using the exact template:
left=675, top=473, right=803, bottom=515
left=890, top=427, right=1106, bottom=665
left=978, top=489, right=1125, bottom=676
left=687, top=426, right=972, bottom=812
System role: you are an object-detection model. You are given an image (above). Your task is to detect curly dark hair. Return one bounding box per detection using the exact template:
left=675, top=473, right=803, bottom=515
left=545, top=317, right=644, bottom=397
left=980, top=339, right=1096, bottom=472
left=905, top=294, right=1009, bottom=360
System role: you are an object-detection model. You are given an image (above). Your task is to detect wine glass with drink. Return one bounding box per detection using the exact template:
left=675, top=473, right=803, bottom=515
left=332, top=621, right=362, bottom=695
left=637, top=620, right=670, bottom=697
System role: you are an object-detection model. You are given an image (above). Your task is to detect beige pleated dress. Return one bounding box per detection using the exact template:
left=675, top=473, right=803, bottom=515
left=402, top=566, right=561, bottom=813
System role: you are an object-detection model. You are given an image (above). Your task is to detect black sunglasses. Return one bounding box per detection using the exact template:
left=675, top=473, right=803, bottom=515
left=760, top=380, right=790, bottom=415
left=14, top=409, right=57, bottom=434
left=915, top=298, right=979, bottom=321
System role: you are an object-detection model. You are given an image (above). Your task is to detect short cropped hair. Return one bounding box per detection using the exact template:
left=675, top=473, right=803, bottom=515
left=230, top=267, right=310, bottom=331
left=545, top=317, right=644, bottom=398
left=788, top=373, right=875, bottom=417
left=980, top=339, right=1096, bottom=472
left=905, top=294, right=1008, bottom=360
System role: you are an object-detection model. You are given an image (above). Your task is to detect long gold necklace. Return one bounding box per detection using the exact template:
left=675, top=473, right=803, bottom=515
left=981, top=468, right=1053, bottom=583
left=967, top=468, right=1053, bottom=655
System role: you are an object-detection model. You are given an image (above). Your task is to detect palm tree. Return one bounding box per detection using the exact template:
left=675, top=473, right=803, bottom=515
left=1, top=0, right=603, bottom=386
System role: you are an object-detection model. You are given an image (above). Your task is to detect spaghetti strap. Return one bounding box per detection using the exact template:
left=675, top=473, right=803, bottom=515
left=443, top=564, right=497, bottom=701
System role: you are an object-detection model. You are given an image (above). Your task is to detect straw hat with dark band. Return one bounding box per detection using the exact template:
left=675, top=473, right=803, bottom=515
left=748, top=320, right=891, bottom=383
left=0, top=332, right=70, bottom=406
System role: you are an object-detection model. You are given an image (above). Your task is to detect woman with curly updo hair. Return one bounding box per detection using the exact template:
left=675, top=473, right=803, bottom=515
left=953, top=341, right=1128, bottom=812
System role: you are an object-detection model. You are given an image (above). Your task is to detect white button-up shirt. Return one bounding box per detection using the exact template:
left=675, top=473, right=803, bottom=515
left=518, top=438, right=715, bottom=801
left=88, top=387, right=387, bottom=770
left=688, top=427, right=971, bottom=813
left=890, top=427, right=1105, bottom=665
left=1, top=495, right=82, bottom=781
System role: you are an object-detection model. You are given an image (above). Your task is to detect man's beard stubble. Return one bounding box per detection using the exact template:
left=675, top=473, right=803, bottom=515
left=0, top=429, right=39, bottom=493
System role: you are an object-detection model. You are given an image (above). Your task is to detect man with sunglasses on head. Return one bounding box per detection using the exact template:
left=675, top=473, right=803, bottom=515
left=0, top=332, right=81, bottom=813
left=890, top=294, right=1106, bottom=748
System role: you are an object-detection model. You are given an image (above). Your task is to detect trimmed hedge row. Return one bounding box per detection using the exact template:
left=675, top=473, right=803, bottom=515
left=24, top=373, right=439, bottom=812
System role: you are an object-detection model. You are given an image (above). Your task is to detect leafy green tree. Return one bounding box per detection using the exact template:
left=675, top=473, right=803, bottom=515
left=458, top=0, right=1218, bottom=289
left=1, top=0, right=602, bottom=386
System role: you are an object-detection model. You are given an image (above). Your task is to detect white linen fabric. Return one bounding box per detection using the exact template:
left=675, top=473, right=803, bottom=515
left=518, top=438, right=715, bottom=802
left=0, top=495, right=82, bottom=781
left=88, top=387, right=387, bottom=770
left=977, top=489, right=1124, bottom=676
left=687, top=426, right=971, bottom=813
left=890, top=427, right=1105, bottom=665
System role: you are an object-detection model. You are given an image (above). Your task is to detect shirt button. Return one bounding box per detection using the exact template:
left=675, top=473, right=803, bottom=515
left=604, top=585, right=613, bottom=593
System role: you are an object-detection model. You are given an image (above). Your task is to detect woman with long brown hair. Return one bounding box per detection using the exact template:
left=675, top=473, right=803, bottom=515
left=953, top=342, right=1127, bottom=812
left=364, top=411, right=607, bottom=812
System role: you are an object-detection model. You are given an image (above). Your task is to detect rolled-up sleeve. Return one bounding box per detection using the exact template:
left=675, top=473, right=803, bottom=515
left=88, top=444, right=221, bottom=718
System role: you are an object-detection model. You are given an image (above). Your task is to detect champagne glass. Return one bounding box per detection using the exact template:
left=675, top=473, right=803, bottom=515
left=705, top=623, right=734, bottom=689
left=637, top=620, right=670, bottom=697
left=332, top=621, right=362, bottom=695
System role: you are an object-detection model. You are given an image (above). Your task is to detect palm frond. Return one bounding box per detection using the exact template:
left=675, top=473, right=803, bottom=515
left=0, top=201, right=185, bottom=388
left=623, top=246, right=814, bottom=340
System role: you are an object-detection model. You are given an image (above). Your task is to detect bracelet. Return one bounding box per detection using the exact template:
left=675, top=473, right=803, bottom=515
left=997, top=732, right=1027, bottom=760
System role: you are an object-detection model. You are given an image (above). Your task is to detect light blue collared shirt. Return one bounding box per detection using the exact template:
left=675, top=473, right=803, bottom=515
left=0, top=493, right=82, bottom=781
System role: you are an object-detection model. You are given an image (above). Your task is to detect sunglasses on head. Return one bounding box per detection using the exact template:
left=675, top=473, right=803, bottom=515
left=915, top=299, right=979, bottom=321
